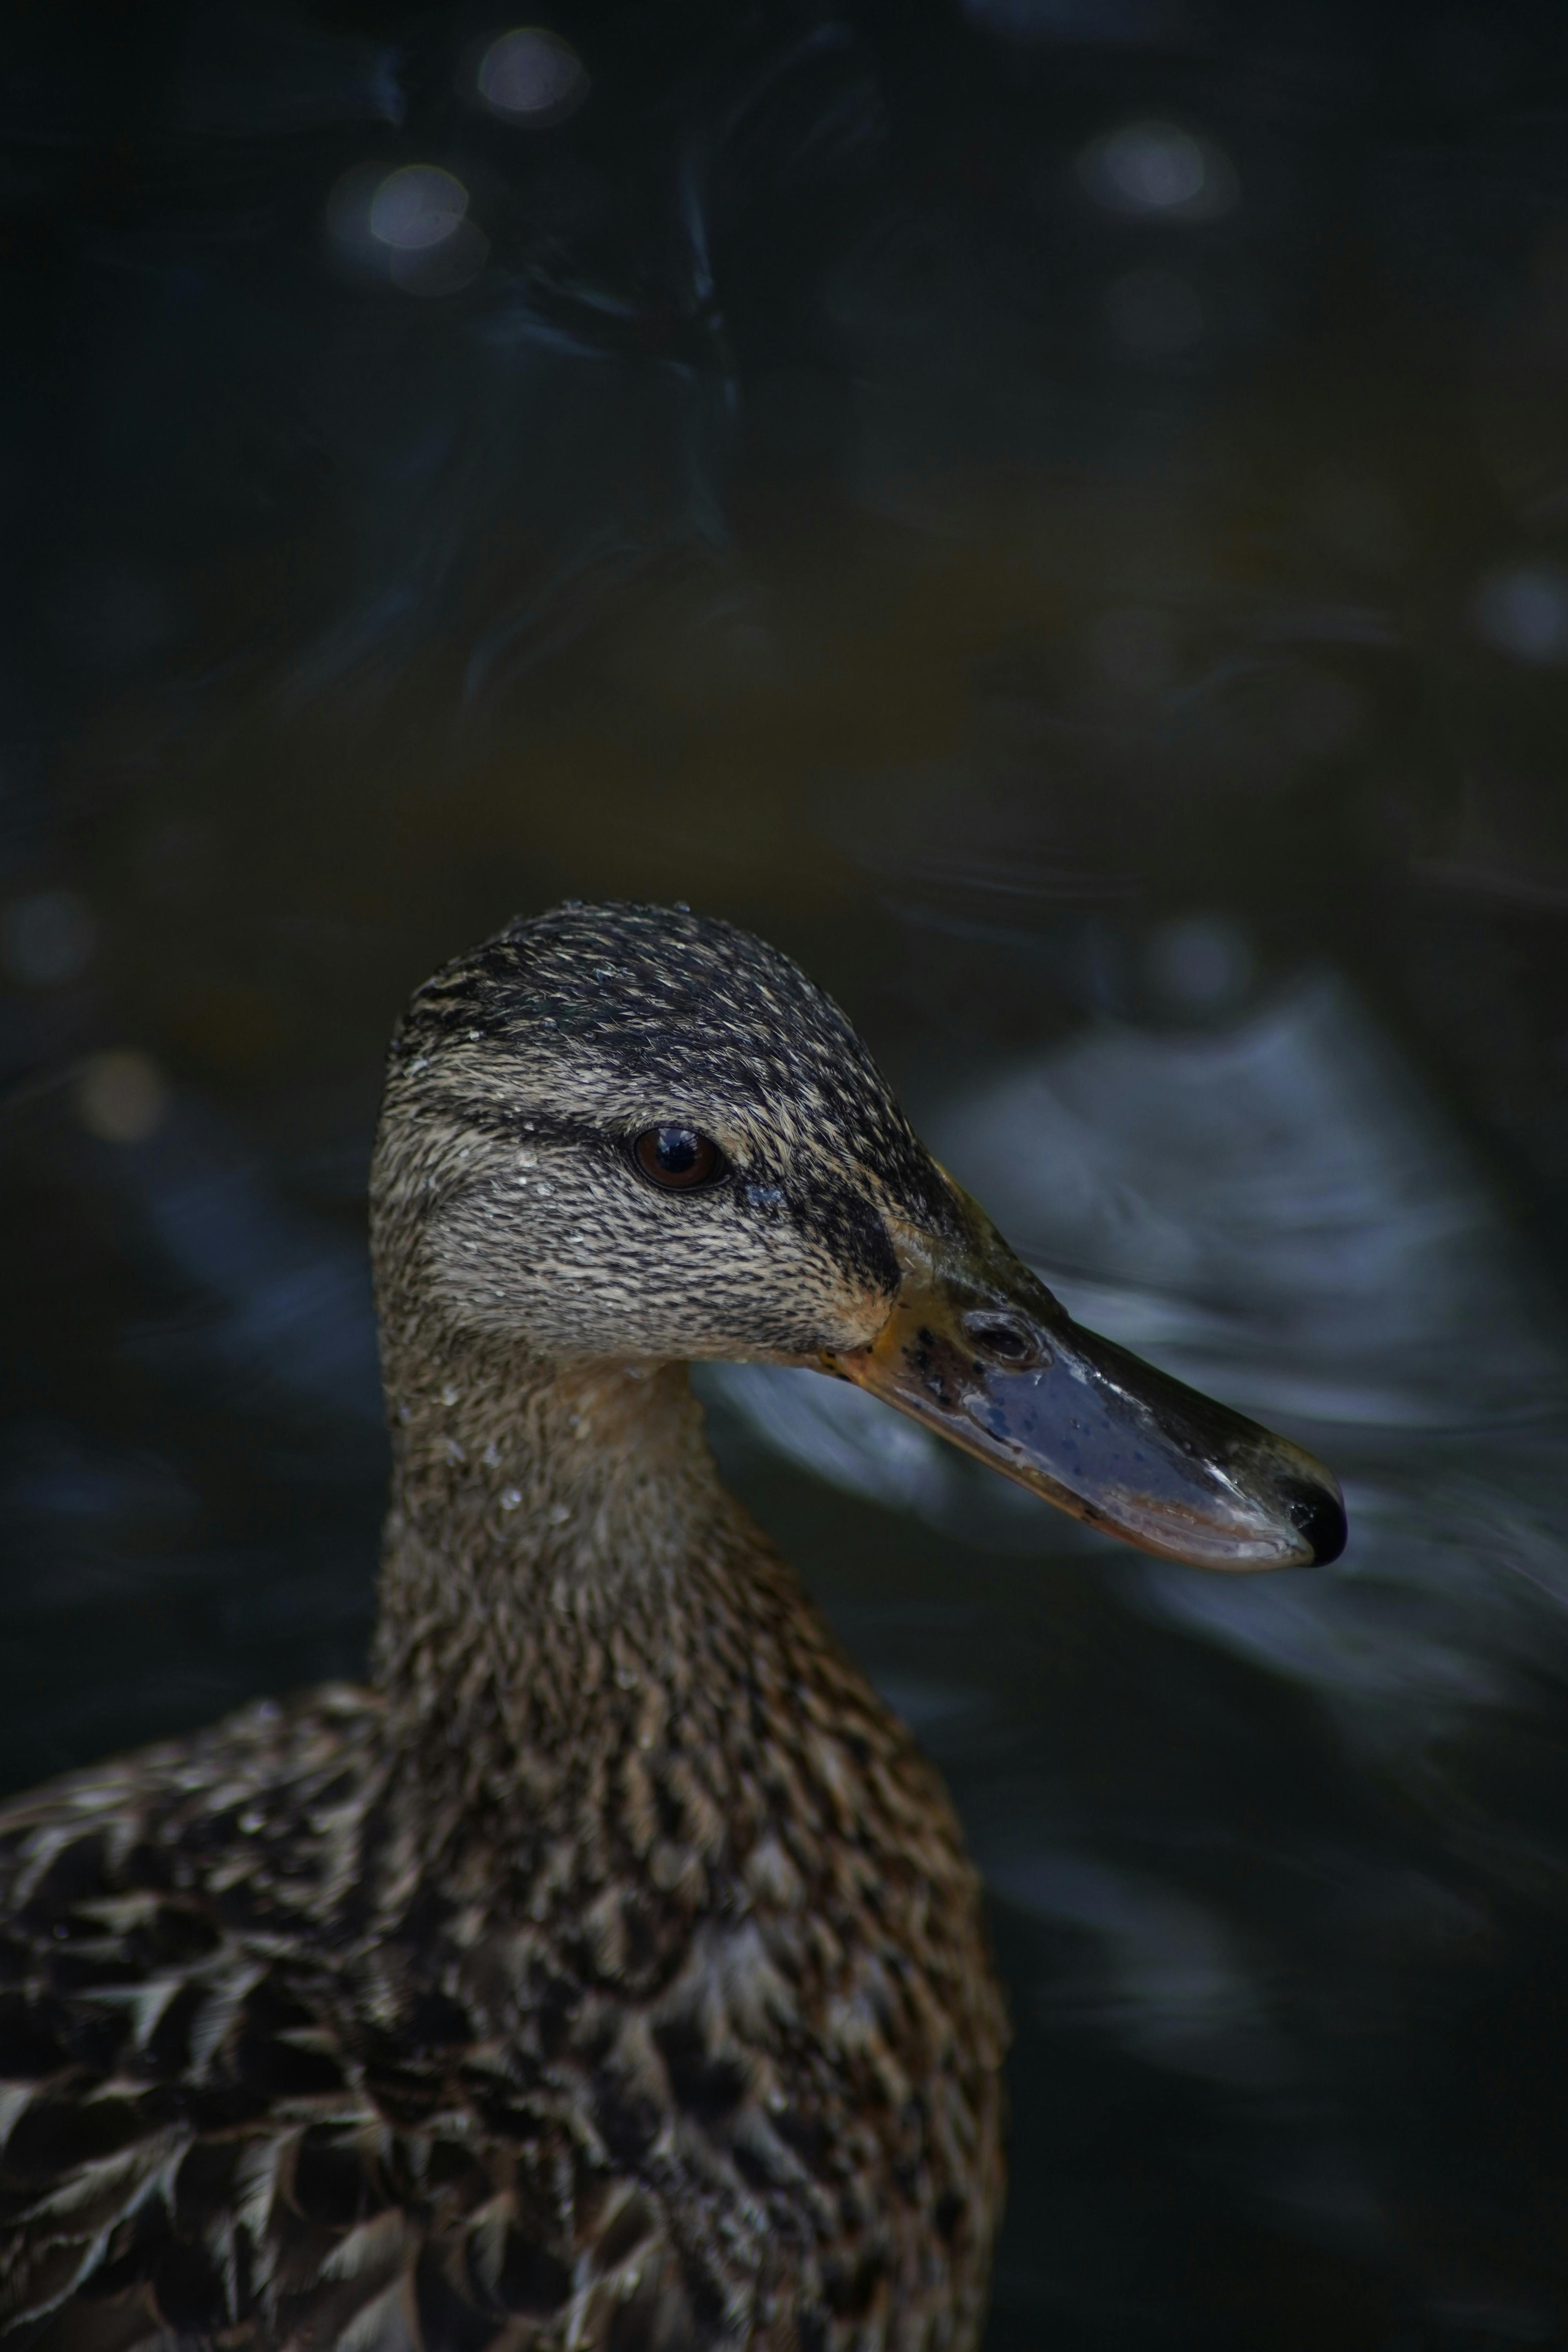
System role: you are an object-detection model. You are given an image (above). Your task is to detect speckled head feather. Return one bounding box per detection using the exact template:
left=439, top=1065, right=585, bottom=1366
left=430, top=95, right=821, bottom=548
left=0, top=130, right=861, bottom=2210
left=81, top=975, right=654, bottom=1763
left=374, top=902, right=963, bottom=1365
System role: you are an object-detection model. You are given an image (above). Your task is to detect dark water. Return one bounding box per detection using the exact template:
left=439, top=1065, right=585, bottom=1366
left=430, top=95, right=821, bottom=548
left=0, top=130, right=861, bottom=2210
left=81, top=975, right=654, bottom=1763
left=6, top=2, right=1568, bottom=2342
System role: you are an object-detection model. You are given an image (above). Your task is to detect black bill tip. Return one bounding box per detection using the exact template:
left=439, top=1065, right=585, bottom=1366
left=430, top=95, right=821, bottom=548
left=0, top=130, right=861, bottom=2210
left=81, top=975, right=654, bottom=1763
left=1281, top=1477, right=1348, bottom=1567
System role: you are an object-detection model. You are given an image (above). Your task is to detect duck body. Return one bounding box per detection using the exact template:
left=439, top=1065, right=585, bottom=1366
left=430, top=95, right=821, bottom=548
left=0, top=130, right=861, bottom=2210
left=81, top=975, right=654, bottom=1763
left=0, top=1491, right=1001, bottom=2352
left=0, top=903, right=1344, bottom=2350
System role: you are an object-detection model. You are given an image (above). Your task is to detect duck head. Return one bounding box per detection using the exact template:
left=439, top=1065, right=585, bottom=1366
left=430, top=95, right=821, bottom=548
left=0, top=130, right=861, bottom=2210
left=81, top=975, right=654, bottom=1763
left=373, top=902, right=1345, bottom=1571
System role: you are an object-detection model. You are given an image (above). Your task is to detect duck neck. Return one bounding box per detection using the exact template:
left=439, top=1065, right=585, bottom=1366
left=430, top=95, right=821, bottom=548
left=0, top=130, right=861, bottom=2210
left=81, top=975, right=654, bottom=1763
left=372, top=1323, right=755, bottom=1802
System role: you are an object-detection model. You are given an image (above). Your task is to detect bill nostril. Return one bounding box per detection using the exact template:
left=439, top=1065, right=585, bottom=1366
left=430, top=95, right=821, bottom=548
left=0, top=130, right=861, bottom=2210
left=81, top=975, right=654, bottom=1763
left=964, top=1315, right=1042, bottom=1368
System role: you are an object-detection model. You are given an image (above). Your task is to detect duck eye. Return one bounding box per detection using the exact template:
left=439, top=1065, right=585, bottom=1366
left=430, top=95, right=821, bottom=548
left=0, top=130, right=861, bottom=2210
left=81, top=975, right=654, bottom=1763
left=630, top=1125, right=726, bottom=1191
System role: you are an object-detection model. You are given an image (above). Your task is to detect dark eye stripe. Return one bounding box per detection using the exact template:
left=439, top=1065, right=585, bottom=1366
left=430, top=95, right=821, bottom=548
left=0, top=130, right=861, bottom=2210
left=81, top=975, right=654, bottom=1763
left=630, top=1126, right=727, bottom=1191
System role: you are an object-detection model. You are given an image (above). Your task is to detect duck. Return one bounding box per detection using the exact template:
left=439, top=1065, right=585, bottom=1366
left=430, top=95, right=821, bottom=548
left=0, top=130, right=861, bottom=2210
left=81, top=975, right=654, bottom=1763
left=0, top=902, right=1345, bottom=2352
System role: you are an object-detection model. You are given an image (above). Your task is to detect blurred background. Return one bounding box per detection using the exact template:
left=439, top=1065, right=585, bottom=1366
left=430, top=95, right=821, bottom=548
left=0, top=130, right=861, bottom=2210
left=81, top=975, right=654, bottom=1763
left=6, top=0, right=1568, bottom=2341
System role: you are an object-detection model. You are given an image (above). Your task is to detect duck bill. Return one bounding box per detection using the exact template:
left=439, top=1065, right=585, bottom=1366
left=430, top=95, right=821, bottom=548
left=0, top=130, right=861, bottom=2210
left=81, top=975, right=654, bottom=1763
left=822, top=1197, right=1346, bottom=1572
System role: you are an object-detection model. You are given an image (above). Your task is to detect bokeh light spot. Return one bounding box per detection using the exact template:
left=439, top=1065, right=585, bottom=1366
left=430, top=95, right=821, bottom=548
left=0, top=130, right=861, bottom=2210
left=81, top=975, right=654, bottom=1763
left=1080, top=120, right=1238, bottom=221
left=77, top=1051, right=169, bottom=1145
left=1473, top=564, right=1568, bottom=665
left=0, top=891, right=95, bottom=987
left=326, top=163, right=488, bottom=294
left=1106, top=123, right=1203, bottom=209
left=368, top=165, right=468, bottom=251
left=476, top=27, right=588, bottom=123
